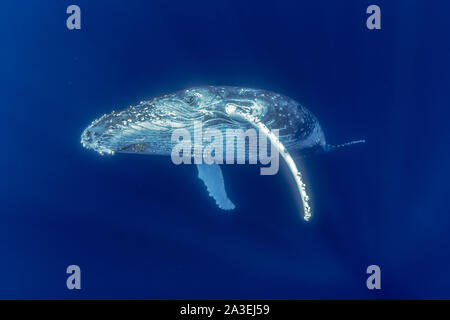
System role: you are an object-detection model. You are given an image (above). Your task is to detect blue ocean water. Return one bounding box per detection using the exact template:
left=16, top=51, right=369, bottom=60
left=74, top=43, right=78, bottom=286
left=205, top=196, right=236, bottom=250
left=2, top=0, right=450, bottom=299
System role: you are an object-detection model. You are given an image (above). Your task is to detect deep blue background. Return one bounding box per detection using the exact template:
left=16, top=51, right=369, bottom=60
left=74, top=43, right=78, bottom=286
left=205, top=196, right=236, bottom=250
left=2, top=0, right=450, bottom=299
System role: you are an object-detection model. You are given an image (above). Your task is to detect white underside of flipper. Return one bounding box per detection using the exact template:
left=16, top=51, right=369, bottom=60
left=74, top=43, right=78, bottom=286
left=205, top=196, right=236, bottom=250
left=197, top=163, right=235, bottom=210
left=254, top=121, right=311, bottom=221
left=226, top=105, right=312, bottom=221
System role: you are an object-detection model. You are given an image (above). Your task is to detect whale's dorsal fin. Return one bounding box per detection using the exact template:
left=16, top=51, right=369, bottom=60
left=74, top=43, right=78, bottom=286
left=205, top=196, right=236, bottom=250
left=197, top=163, right=235, bottom=210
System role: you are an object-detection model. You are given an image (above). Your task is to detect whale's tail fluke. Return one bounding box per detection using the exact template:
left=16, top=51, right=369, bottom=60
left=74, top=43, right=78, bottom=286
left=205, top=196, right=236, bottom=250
left=325, top=139, right=366, bottom=152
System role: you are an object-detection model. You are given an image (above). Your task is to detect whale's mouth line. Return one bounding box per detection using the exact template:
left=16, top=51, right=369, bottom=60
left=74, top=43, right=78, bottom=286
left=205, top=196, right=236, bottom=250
left=80, top=128, right=116, bottom=155
left=81, top=141, right=115, bottom=155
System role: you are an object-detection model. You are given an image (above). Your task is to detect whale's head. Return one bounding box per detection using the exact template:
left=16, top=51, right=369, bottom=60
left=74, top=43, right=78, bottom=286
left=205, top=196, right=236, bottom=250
left=80, top=87, right=245, bottom=155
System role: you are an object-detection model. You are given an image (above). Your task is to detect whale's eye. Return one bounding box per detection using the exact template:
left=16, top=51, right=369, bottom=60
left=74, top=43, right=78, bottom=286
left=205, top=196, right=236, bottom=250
left=184, top=94, right=197, bottom=105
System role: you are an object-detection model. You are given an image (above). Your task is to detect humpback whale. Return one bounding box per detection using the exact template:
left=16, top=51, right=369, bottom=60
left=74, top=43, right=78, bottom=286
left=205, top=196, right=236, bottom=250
left=81, top=86, right=364, bottom=220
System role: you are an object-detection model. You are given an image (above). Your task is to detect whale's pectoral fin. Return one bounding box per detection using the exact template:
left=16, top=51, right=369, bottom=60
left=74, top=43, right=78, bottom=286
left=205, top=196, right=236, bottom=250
left=196, top=163, right=235, bottom=210
left=254, top=121, right=311, bottom=221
